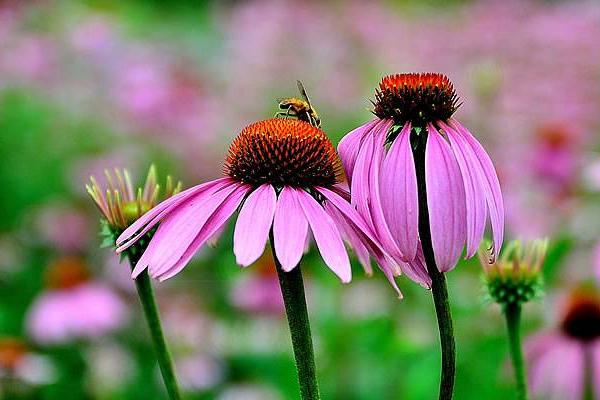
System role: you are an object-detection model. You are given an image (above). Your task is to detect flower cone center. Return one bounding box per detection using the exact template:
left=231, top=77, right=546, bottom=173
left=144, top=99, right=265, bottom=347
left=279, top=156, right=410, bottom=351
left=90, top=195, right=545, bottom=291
left=225, top=118, right=342, bottom=188
left=373, top=73, right=459, bottom=126
left=561, top=294, right=600, bottom=342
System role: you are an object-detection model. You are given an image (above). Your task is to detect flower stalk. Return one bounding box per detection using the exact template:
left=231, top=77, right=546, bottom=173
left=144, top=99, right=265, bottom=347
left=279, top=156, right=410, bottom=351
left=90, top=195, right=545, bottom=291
left=504, top=303, right=528, bottom=400
left=126, top=244, right=181, bottom=400
left=480, top=239, right=547, bottom=400
left=414, top=129, right=456, bottom=400
left=270, top=230, right=320, bottom=400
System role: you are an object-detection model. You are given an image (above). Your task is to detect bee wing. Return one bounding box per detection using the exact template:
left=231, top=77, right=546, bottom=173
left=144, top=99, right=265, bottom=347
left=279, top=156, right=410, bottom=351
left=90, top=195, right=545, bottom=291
left=296, top=80, right=313, bottom=108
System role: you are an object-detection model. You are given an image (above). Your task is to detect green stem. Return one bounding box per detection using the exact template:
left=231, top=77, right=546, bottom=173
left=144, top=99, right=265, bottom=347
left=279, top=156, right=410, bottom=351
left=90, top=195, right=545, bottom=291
left=127, top=249, right=181, bottom=400
left=414, top=130, right=456, bottom=400
left=270, top=231, right=320, bottom=400
left=584, top=344, right=594, bottom=400
left=504, top=303, right=528, bottom=400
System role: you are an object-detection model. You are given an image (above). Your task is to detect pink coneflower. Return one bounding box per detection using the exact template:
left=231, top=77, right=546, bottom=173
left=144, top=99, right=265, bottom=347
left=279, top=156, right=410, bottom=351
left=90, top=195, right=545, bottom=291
left=339, top=73, right=504, bottom=281
left=525, top=289, right=600, bottom=400
left=116, top=118, right=395, bottom=288
left=26, top=257, right=127, bottom=345
left=531, top=122, right=579, bottom=198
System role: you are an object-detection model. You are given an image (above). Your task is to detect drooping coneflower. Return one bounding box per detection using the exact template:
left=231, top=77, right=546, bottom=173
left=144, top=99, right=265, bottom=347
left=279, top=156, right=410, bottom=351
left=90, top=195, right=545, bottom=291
left=480, top=239, right=548, bottom=400
left=339, top=73, right=504, bottom=400
left=87, top=165, right=183, bottom=400
left=339, top=73, right=504, bottom=280
left=116, top=118, right=393, bottom=287
left=525, top=288, right=600, bottom=400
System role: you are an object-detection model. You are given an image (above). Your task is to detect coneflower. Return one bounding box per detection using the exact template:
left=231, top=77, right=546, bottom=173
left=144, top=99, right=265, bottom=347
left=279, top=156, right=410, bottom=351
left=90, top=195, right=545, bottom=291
left=338, top=73, right=505, bottom=400
left=116, top=118, right=391, bottom=400
left=525, top=288, right=600, bottom=400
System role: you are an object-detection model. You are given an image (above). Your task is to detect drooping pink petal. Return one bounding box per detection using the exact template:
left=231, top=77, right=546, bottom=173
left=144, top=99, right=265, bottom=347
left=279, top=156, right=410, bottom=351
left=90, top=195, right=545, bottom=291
left=337, top=119, right=379, bottom=183
left=324, top=201, right=372, bottom=275
left=350, top=119, right=403, bottom=260
left=449, top=119, right=504, bottom=260
left=351, top=128, right=377, bottom=230
left=527, top=335, right=584, bottom=400
left=441, top=121, right=487, bottom=258
left=233, top=184, right=277, bottom=267
left=154, top=184, right=250, bottom=281
left=373, top=254, right=403, bottom=298
left=295, top=189, right=351, bottom=283
left=380, top=122, right=419, bottom=261
left=425, top=125, right=467, bottom=272
left=398, top=242, right=431, bottom=288
left=317, top=186, right=379, bottom=248
left=318, top=185, right=402, bottom=294
left=117, top=178, right=231, bottom=251
left=131, top=182, right=240, bottom=278
left=273, top=186, right=309, bottom=271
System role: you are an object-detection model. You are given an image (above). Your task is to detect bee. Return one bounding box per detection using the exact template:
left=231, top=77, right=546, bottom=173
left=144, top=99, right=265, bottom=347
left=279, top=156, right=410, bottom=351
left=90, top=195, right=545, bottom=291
left=276, top=80, right=321, bottom=128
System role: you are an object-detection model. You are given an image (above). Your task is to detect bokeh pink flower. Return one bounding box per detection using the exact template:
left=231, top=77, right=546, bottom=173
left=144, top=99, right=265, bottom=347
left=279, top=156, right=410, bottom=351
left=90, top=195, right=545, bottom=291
left=26, top=257, right=128, bottom=345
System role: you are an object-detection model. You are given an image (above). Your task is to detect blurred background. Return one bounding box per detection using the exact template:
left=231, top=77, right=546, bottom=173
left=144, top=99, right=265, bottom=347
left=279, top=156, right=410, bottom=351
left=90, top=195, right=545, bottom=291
left=1, top=0, right=599, bottom=399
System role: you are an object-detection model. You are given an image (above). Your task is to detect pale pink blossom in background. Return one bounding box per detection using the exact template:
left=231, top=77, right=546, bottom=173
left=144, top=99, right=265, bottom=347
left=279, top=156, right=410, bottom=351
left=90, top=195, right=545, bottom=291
left=27, top=282, right=128, bottom=344
left=583, top=158, right=600, bottom=192
left=176, top=353, right=224, bottom=392
left=529, top=123, right=580, bottom=198
left=33, top=203, right=91, bottom=252
left=160, top=294, right=216, bottom=351
left=70, top=15, right=116, bottom=56
left=86, top=343, right=135, bottom=394
left=217, top=383, right=282, bottom=400
left=231, top=271, right=284, bottom=316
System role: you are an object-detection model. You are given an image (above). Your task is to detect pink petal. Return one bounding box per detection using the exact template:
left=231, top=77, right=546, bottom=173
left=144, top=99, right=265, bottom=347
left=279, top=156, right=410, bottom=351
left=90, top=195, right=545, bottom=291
left=441, top=122, right=487, bottom=258
left=273, top=187, right=309, bottom=271
left=380, top=122, right=419, bottom=261
left=527, top=336, right=584, bottom=400
left=131, top=182, right=239, bottom=278
left=233, top=184, right=277, bottom=267
left=351, top=128, right=377, bottom=229
left=350, top=119, right=403, bottom=260
left=155, top=184, right=249, bottom=281
left=296, top=189, right=351, bottom=283
left=398, top=242, right=431, bottom=288
left=337, top=119, right=379, bottom=183
left=449, top=119, right=504, bottom=260
left=318, top=185, right=402, bottom=294
left=425, top=125, right=467, bottom=272
left=116, top=178, right=231, bottom=251
left=324, top=201, right=372, bottom=275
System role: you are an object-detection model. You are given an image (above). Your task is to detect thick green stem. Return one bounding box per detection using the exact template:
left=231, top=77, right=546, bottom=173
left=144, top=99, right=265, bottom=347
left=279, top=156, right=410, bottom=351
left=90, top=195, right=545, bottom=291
left=504, top=303, right=528, bottom=400
left=413, top=130, right=456, bottom=400
left=270, top=232, right=320, bottom=400
left=127, top=250, right=181, bottom=400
